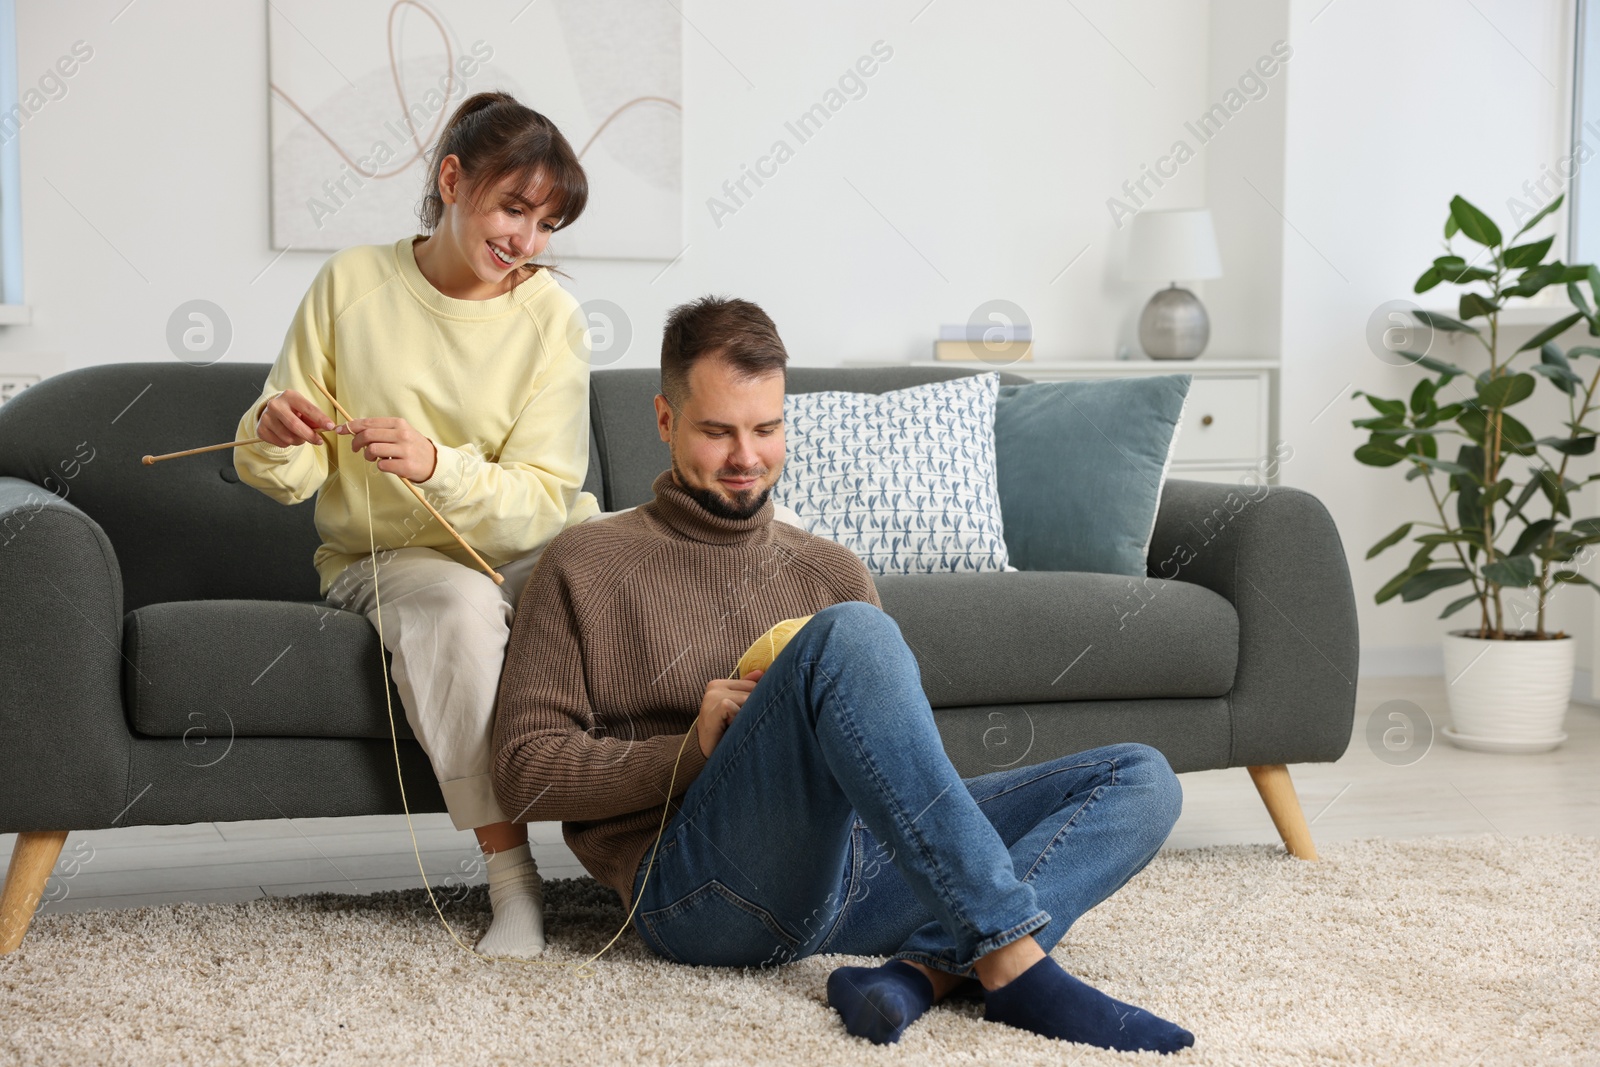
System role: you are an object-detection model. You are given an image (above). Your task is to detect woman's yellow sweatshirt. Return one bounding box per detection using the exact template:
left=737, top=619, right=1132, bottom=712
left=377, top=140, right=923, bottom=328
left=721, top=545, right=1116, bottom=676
left=234, top=235, right=602, bottom=597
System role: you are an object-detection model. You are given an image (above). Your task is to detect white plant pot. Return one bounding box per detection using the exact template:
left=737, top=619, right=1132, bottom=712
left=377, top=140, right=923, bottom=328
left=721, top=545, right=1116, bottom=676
left=1440, top=630, right=1572, bottom=753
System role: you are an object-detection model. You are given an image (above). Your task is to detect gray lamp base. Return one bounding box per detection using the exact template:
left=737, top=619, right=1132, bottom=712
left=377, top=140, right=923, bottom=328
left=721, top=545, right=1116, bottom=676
left=1138, top=283, right=1210, bottom=360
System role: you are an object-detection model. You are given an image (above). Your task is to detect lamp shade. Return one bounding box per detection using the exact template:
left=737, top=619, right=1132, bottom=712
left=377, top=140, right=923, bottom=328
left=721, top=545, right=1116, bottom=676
left=1122, top=208, right=1223, bottom=281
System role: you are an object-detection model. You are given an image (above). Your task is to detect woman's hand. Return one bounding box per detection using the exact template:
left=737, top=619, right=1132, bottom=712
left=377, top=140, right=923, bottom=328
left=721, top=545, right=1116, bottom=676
left=696, top=669, right=764, bottom=758
left=256, top=389, right=335, bottom=447
left=336, top=416, right=439, bottom=482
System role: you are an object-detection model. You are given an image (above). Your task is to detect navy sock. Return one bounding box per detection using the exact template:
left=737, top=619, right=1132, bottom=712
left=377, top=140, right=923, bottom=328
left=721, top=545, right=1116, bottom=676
left=826, top=960, right=936, bottom=1044
left=983, top=954, right=1195, bottom=1054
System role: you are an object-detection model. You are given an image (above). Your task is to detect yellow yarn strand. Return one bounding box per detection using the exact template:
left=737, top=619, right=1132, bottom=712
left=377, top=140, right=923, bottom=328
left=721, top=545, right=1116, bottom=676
left=358, top=460, right=692, bottom=978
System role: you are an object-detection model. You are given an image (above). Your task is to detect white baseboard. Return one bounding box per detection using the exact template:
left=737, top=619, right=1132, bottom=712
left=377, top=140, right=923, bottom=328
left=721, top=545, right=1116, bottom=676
left=1359, top=645, right=1600, bottom=706
left=1358, top=645, right=1442, bottom=678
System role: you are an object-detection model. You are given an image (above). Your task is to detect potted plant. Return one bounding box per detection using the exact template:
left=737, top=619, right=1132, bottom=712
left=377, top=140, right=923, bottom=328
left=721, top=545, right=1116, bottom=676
left=1354, top=193, right=1600, bottom=752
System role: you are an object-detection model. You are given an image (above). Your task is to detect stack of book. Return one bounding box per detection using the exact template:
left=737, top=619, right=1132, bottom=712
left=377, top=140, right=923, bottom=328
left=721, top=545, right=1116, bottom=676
left=933, top=322, right=1033, bottom=362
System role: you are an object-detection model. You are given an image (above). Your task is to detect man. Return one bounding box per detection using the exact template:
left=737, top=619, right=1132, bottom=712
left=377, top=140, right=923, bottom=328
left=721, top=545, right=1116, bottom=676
left=491, top=296, right=1193, bottom=1053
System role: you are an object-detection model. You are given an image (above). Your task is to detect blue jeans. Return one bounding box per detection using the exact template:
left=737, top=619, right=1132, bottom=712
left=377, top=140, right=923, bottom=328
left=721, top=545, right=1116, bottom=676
left=630, top=601, right=1183, bottom=976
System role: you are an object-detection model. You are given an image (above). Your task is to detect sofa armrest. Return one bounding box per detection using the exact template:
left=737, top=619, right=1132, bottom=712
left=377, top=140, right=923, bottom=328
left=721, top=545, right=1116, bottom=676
left=0, top=477, right=131, bottom=832
left=1146, top=477, right=1359, bottom=766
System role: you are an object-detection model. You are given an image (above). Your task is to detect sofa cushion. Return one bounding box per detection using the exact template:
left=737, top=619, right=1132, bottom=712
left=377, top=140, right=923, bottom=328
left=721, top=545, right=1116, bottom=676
left=124, top=572, right=1236, bottom=740
left=773, top=373, right=1011, bottom=574
left=995, top=375, right=1190, bottom=576
left=125, top=600, right=412, bottom=740
left=589, top=365, right=1037, bottom=511
left=875, top=570, right=1237, bottom=705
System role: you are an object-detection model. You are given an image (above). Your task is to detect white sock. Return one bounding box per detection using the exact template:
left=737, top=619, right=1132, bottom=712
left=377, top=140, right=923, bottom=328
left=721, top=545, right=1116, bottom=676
left=474, top=842, right=547, bottom=958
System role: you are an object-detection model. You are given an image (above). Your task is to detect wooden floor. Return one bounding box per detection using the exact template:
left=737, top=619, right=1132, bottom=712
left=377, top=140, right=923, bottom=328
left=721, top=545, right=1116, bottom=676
left=4, top=676, right=1596, bottom=917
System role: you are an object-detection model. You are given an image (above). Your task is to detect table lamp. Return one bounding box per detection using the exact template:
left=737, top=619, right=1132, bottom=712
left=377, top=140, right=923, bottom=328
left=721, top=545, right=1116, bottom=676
left=1122, top=208, right=1223, bottom=360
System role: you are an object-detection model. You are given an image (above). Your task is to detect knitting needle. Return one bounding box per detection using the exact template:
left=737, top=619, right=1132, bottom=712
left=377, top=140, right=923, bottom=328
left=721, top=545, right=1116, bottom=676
left=142, top=438, right=267, bottom=465
left=308, top=376, right=505, bottom=586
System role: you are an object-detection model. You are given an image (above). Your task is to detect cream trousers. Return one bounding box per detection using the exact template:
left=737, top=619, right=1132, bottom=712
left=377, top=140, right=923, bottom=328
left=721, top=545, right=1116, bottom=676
left=323, top=503, right=798, bottom=832
left=325, top=542, right=553, bottom=831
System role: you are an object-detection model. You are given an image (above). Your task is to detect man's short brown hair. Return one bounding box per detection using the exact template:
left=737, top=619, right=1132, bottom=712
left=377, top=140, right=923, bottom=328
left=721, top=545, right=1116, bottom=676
left=660, top=295, right=788, bottom=409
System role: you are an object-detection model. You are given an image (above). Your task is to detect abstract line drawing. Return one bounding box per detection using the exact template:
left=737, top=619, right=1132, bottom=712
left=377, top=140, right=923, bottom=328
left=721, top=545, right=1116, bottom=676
left=268, top=0, right=682, bottom=259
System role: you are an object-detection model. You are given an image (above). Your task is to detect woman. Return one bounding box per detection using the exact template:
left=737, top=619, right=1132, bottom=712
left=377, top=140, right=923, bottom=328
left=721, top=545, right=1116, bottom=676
left=234, top=90, right=601, bottom=958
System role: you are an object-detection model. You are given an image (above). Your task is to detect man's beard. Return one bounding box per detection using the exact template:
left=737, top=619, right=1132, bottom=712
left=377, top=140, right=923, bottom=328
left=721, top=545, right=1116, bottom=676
left=673, top=456, right=773, bottom=521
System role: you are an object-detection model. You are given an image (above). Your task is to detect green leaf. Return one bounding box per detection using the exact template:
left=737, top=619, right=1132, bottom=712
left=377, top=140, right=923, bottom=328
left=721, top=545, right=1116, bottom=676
left=1362, top=393, right=1407, bottom=417
left=1573, top=517, right=1600, bottom=536
left=1410, top=378, right=1437, bottom=415
left=1410, top=456, right=1470, bottom=476
left=1503, top=234, right=1555, bottom=268
left=1530, top=362, right=1580, bottom=395
left=1450, top=195, right=1502, bottom=247
left=1516, top=312, right=1585, bottom=352
left=1553, top=570, right=1600, bottom=591
left=1482, top=477, right=1516, bottom=505
left=1439, top=592, right=1482, bottom=619
left=1414, top=309, right=1481, bottom=335
left=1355, top=442, right=1408, bottom=467
left=1483, top=554, right=1538, bottom=587
left=1567, top=345, right=1600, bottom=358
left=1367, top=522, right=1414, bottom=560
left=1392, top=352, right=1468, bottom=384
left=1353, top=414, right=1406, bottom=430
left=1461, top=409, right=1537, bottom=453
left=1503, top=478, right=1542, bottom=525
left=1375, top=563, right=1423, bottom=604
left=1457, top=443, right=1485, bottom=477
left=1540, top=471, right=1573, bottom=517
left=1505, top=262, right=1569, bottom=297
left=1536, top=541, right=1579, bottom=563
left=1441, top=266, right=1497, bottom=285
left=1499, top=411, right=1537, bottom=452
left=1459, top=292, right=1500, bottom=320
left=1400, top=568, right=1475, bottom=601
left=1510, top=518, right=1559, bottom=557
left=1537, top=434, right=1597, bottom=455
left=1511, top=193, right=1564, bottom=238
left=1477, top=373, right=1536, bottom=408
left=1415, top=531, right=1479, bottom=545
left=1458, top=488, right=1484, bottom=534
left=1445, top=212, right=1460, bottom=240
left=1571, top=280, right=1596, bottom=319
left=1542, top=341, right=1573, bottom=370
left=1414, top=266, right=1442, bottom=294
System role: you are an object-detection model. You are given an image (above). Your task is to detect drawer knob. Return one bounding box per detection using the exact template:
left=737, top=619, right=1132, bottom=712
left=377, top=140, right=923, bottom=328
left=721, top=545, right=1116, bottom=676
left=1201, top=414, right=1214, bottom=427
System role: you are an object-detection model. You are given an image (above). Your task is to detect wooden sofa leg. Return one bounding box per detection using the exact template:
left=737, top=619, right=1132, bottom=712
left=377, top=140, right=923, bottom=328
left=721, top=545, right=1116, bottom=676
left=1, top=830, right=69, bottom=954
left=1246, top=765, right=1319, bottom=860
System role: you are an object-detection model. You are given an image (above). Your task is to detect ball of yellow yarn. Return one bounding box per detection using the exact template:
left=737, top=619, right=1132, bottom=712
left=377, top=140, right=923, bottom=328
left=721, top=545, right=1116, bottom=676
left=733, top=615, right=814, bottom=679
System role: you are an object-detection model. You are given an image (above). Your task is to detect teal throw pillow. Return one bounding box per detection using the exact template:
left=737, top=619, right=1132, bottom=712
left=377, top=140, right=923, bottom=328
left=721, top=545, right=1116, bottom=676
left=995, top=375, right=1191, bottom=575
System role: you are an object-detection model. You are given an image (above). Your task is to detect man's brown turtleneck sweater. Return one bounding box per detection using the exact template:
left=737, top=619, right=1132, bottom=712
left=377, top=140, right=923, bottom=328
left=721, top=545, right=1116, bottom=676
left=491, top=469, right=882, bottom=912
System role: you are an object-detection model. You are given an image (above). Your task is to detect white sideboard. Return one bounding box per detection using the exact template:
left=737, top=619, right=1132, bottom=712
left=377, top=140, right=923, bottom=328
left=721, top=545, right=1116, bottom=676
left=844, top=358, right=1282, bottom=485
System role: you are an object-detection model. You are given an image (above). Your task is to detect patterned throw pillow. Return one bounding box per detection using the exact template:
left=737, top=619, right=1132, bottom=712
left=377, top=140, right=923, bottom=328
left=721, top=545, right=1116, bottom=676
left=772, top=373, right=1010, bottom=574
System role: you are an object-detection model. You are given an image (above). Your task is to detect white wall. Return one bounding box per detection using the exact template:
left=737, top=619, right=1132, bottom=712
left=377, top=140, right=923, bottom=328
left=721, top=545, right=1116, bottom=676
left=0, top=0, right=1223, bottom=378
left=1280, top=0, right=1600, bottom=680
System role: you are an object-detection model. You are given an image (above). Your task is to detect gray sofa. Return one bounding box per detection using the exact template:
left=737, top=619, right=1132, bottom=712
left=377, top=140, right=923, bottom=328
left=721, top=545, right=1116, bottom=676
left=0, top=361, right=1359, bottom=953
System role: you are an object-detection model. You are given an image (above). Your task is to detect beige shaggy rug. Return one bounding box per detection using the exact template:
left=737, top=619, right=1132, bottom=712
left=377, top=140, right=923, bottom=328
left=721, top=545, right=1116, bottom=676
left=2, top=833, right=1596, bottom=1066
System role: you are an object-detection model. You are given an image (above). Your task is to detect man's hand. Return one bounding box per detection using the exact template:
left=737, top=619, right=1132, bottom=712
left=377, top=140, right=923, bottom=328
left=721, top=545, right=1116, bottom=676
left=336, top=416, right=439, bottom=482
left=257, top=389, right=335, bottom=447
left=696, top=669, right=764, bottom=758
